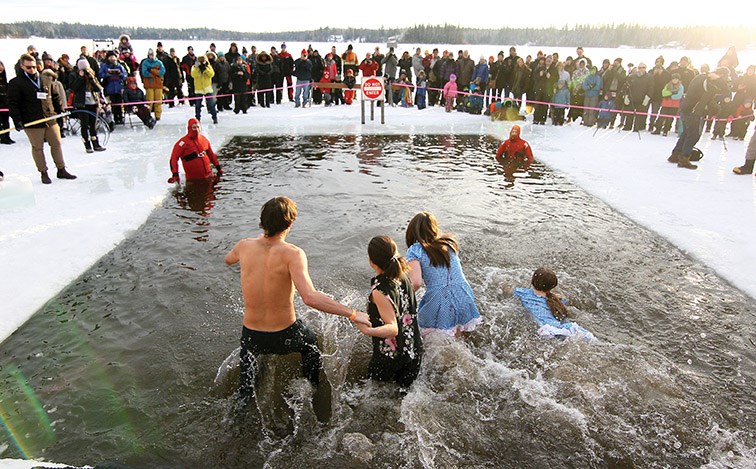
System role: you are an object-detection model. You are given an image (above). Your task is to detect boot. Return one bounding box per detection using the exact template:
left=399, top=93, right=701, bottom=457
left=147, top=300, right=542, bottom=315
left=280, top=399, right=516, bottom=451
left=0, top=135, right=14, bottom=144
left=733, top=159, right=755, bottom=175
left=667, top=151, right=680, bottom=163
left=84, top=139, right=94, bottom=154
left=677, top=155, right=698, bottom=170
left=40, top=171, right=52, bottom=184
left=92, top=137, right=106, bottom=152
left=57, top=168, right=77, bottom=180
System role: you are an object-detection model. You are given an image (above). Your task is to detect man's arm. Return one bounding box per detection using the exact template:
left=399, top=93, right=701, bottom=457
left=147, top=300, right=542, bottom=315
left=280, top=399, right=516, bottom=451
left=289, top=247, right=370, bottom=325
left=225, top=242, right=240, bottom=265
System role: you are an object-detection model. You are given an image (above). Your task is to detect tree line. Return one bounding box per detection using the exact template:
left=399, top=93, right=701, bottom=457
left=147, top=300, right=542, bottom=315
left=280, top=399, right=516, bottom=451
left=0, top=21, right=752, bottom=49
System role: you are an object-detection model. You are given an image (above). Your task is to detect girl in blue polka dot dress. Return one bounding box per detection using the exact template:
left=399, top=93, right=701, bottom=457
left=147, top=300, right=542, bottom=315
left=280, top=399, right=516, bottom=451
left=405, top=212, right=482, bottom=336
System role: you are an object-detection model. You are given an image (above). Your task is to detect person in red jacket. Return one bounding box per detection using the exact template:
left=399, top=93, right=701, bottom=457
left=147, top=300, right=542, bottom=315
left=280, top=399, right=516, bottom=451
left=168, top=118, right=222, bottom=183
left=495, top=125, right=534, bottom=169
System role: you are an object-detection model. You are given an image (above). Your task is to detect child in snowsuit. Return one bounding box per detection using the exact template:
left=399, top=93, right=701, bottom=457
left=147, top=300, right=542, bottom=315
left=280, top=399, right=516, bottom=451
left=344, top=69, right=357, bottom=105
left=443, top=73, right=458, bottom=113
left=415, top=70, right=427, bottom=110
left=712, top=95, right=735, bottom=140
left=551, top=80, right=570, bottom=126
left=597, top=93, right=615, bottom=129
left=729, top=99, right=754, bottom=140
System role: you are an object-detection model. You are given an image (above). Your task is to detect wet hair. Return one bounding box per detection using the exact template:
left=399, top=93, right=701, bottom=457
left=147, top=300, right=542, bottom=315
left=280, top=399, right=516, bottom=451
left=259, top=196, right=297, bottom=237
left=405, top=212, right=459, bottom=268
left=531, top=267, right=569, bottom=321
left=368, top=235, right=409, bottom=281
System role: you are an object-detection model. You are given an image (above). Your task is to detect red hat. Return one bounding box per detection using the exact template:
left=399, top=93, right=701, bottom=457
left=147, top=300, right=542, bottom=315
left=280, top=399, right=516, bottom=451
left=301, top=49, right=307, bottom=55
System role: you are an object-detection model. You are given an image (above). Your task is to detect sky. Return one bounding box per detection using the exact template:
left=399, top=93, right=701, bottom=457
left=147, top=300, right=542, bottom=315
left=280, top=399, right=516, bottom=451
left=4, top=1, right=756, bottom=32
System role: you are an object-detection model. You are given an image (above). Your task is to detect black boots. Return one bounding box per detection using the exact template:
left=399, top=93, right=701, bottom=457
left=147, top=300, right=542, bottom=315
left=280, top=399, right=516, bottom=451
left=0, top=135, right=14, bottom=145
left=84, top=137, right=106, bottom=153
left=92, top=137, right=106, bottom=152
left=40, top=171, right=52, bottom=184
left=733, top=159, right=755, bottom=175
left=57, top=168, right=77, bottom=180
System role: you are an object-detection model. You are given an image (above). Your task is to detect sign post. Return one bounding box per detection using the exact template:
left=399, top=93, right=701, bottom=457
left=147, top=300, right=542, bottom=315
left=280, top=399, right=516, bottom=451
left=361, top=76, right=385, bottom=125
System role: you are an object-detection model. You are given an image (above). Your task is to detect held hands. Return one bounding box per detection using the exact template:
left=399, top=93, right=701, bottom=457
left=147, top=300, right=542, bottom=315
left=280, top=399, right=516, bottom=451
left=350, top=310, right=371, bottom=327
left=167, top=173, right=180, bottom=184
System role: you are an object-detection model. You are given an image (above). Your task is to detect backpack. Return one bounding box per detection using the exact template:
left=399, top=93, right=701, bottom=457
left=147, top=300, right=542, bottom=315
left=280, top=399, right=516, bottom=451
left=689, top=147, right=703, bottom=161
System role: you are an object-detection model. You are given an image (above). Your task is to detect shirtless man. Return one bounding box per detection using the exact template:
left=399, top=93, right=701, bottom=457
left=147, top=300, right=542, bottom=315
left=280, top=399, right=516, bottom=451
left=225, top=196, right=369, bottom=399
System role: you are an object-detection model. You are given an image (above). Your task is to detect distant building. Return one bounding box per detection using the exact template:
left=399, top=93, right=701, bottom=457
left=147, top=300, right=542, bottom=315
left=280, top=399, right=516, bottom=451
left=328, top=35, right=344, bottom=42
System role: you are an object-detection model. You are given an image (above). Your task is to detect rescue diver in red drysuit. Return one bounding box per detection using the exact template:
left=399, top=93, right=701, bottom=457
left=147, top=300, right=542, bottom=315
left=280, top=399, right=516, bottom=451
left=168, top=118, right=222, bottom=183
left=495, top=125, right=534, bottom=170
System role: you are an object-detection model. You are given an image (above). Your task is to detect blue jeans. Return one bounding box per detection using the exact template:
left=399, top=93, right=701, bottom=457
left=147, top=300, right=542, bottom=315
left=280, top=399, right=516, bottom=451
left=673, top=112, right=703, bottom=157
left=295, top=80, right=312, bottom=106
left=195, top=93, right=217, bottom=120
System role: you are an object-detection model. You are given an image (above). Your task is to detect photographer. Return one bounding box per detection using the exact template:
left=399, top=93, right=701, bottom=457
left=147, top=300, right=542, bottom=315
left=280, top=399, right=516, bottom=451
left=191, top=55, right=217, bottom=124
left=98, top=51, right=127, bottom=125
left=72, top=58, right=106, bottom=153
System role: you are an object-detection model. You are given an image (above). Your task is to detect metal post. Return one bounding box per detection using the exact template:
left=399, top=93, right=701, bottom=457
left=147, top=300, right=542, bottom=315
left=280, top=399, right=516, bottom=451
left=381, top=100, right=385, bottom=124
left=371, top=101, right=375, bottom=121
left=361, top=99, right=365, bottom=125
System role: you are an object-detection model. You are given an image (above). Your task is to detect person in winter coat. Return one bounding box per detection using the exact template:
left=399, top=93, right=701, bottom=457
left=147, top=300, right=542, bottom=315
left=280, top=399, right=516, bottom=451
left=343, top=69, right=357, bottom=105
left=318, top=70, right=333, bottom=106
left=511, top=58, right=530, bottom=106
left=471, top=56, right=490, bottom=95
left=323, top=54, right=338, bottom=83
left=122, top=77, right=156, bottom=128
left=168, top=118, right=222, bottom=184
left=711, top=95, right=735, bottom=139
left=0, top=60, right=15, bottom=144
left=652, top=74, right=684, bottom=136
left=117, top=34, right=133, bottom=55
left=71, top=58, right=106, bottom=153
left=279, top=43, right=295, bottom=102
left=568, top=59, right=589, bottom=122
left=597, top=93, right=615, bottom=129
left=230, top=56, right=250, bottom=113
left=359, top=54, right=379, bottom=77
left=495, top=125, right=534, bottom=170
left=270, top=47, right=284, bottom=104
left=140, top=49, right=165, bottom=120
left=98, top=51, right=127, bottom=125
left=293, top=50, right=313, bottom=107
left=415, top=70, right=427, bottom=110
left=181, top=46, right=197, bottom=100
left=225, top=43, right=241, bottom=66
left=443, top=73, right=458, bottom=112
left=531, top=57, right=553, bottom=125
left=213, top=52, right=232, bottom=111
left=7, top=53, right=76, bottom=183
left=255, top=51, right=274, bottom=108
left=382, top=48, right=399, bottom=104
left=581, top=66, right=602, bottom=127
left=309, top=50, right=325, bottom=105
left=668, top=67, right=730, bottom=169
left=622, top=63, right=654, bottom=132
left=342, top=44, right=359, bottom=77
left=455, top=50, right=475, bottom=90
left=551, top=79, right=570, bottom=126
left=163, top=48, right=183, bottom=108
left=191, top=54, right=218, bottom=124
left=729, top=99, right=754, bottom=140
left=648, top=57, right=671, bottom=129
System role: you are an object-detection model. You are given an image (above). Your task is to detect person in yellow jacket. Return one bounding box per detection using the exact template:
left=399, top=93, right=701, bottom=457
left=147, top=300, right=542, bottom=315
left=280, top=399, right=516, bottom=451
left=140, top=49, right=166, bottom=120
left=191, top=55, right=218, bottom=124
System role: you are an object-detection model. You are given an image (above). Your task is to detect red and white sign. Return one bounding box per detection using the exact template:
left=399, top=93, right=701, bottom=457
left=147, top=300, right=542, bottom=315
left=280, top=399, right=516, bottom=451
left=361, top=77, right=384, bottom=101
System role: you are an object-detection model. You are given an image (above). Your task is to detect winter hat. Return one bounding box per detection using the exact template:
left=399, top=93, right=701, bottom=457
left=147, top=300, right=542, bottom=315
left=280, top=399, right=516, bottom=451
left=301, top=49, right=307, bottom=55
left=671, top=73, right=681, bottom=80
left=147, top=48, right=155, bottom=57
left=76, top=58, right=90, bottom=70
left=41, top=52, right=53, bottom=61
left=217, top=51, right=225, bottom=57
left=106, top=50, right=117, bottom=59
left=510, top=125, right=521, bottom=139
left=157, top=41, right=163, bottom=47
left=450, top=73, right=457, bottom=80
left=281, top=43, right=287, bottom=49
left=348, top=44, right=353, bottom=50
left=126, top=76, right=137, bottom=87
left=60, top=54, right=69, bottom=61
left=713, top=67, right=730, bottom=79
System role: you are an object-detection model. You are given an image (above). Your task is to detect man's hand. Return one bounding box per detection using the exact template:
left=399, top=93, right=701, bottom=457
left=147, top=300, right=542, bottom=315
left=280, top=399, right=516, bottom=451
left=352, top=311, right=371, bottom=327
left=215, top=165, right=224, bottom=176
left=167, top=173, right=180, bottom=184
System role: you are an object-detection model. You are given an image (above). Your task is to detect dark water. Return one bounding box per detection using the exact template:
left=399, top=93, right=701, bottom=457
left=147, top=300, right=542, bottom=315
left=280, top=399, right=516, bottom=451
left=1, top=135, right=754, bottom=468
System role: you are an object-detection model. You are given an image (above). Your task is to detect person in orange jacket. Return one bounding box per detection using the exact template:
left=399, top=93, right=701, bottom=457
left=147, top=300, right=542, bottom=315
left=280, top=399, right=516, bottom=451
left=168, top=118, right=222, bottom=183
left=495, top=125, right=534, bottom=169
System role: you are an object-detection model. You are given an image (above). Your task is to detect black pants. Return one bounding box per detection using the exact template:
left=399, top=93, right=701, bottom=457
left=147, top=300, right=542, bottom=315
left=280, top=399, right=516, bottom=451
left=107, top=94, right=124, bottom=122
left=239, top=320, right=321, bottom=397
left=77, top=105, right=99, bottom=141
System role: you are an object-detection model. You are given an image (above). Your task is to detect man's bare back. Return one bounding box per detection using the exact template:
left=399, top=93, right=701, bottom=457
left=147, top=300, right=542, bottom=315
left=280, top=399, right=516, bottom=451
left=225, top=230, right=370, bottom=331
left=225, top=234, right=301, bottom=331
